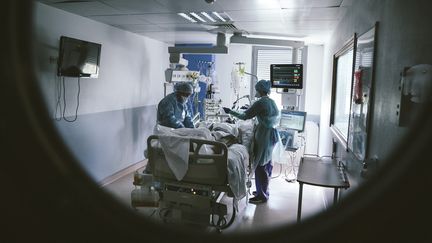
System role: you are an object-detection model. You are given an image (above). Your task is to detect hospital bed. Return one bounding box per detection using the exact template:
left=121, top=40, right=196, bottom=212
left=139, top=134, right=248, bottom=230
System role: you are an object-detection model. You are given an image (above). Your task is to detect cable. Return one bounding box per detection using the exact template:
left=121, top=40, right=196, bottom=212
left=283, top=136, right=308, bottom=182
left=270, top=163, right=283, bottom=179
left=214, top=201, right=236, bottom=230
left=54, top=74, right=62, bottom=121
left=284, top=151, right=297, bottom=181
left=62, top=76, right=80, bottom=122
left=148, top=209, right=157, bottom=218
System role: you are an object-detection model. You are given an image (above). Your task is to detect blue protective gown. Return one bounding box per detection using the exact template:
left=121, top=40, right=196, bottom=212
left=157, top=93, right=194, bottom=129
left=230, top=96, right=280, bottom=168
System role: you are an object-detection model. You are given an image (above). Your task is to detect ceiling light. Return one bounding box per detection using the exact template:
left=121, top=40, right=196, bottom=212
left=178, top=12, right=197, bottom=23
left=212, top=12, right=226, bottom=22
left=201, top=12, right=216, bottom=22
left=190, top=12, right=206, bottom=22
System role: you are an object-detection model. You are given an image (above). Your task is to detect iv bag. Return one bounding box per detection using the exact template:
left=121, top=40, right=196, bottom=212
left=231, top=67, right=241, bottom=92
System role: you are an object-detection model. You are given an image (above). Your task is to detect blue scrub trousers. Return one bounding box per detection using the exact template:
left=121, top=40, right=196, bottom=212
left=255, top=161, right=273, bottom=201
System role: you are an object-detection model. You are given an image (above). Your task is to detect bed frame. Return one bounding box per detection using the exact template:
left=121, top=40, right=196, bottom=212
left=145, top=135, right=236, bottom=230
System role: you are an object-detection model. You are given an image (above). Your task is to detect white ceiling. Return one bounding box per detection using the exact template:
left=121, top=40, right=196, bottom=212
left=36, top=0, right=354, bottom=45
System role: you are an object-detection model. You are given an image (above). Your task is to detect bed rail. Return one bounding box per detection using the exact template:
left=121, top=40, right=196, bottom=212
left=147, top=135, right=229, bottom=187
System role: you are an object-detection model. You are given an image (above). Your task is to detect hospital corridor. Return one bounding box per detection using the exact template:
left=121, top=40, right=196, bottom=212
left=2, top=0, right=432, bottom=242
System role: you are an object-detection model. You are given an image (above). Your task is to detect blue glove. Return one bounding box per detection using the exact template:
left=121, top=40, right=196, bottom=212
left=223, top=107, right=232, bottom=114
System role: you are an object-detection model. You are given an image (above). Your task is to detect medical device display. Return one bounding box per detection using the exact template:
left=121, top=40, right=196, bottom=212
left=166, top=70, right=199, bottom=82
left=270, top=64, right=303, bottom=89
left=57, top=36, right=102, bottom=78
left=279, top=110, right=307, bottom=132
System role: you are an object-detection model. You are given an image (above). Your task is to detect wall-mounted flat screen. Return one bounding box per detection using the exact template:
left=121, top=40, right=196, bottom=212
left=270, top=64, right=303, bottom=89
left=279, top=110, right=307, bottom=132
left=57, top=36, right=101, bottom=78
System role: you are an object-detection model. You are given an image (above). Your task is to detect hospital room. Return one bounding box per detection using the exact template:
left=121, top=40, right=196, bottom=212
left=3, top=0, right=431, bottom=241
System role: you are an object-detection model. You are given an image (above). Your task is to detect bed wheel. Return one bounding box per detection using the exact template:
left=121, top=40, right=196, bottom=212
left=217, top=217, right=227, bottom=228
left=214, top=203, right=236, bottom=231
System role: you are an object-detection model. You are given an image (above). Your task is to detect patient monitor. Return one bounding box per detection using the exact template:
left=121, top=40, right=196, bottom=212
left=279, top=110, right=307, bottom=132
left=278, top=110, right=307, bottom=151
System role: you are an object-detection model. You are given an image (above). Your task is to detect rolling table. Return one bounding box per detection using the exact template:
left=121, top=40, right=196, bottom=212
left=296, top=156, right=350, bottom=222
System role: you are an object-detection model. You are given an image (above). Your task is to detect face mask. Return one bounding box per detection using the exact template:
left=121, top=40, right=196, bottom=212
left=255, top=92, right=261, bottom=98
left=177, top=92, right=190, bottom=104
left=180, top=95, right=189, bottom=104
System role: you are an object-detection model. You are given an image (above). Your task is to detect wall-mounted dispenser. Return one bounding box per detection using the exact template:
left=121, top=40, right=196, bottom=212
left=397, top=64, right=432, bottom=126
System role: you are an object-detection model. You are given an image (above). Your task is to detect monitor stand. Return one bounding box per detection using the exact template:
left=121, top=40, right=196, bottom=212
left=282, top=92, right=298, bottom=110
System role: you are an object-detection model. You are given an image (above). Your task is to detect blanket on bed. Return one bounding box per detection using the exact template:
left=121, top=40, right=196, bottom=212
left=152, top=124, right=249, bottom=201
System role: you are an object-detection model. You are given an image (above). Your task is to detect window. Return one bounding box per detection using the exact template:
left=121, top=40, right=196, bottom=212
left=330, top=36, right=356, bottom=147
left=253, top=47, right=302, bottom=110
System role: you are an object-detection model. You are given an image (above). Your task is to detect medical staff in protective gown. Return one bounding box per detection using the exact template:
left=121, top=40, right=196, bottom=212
left=157, top=82, right=195, bottom=129
left=223, top=80, right=280, bottom=203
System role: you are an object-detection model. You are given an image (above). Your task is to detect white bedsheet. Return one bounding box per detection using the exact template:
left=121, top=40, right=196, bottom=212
left=158, top=135, right=190, bottom=181
left=227, top=144, right=249, bottom=200
left=152, top=124, right=249, bottom=202
left=154, top=125, right=214, bottom=181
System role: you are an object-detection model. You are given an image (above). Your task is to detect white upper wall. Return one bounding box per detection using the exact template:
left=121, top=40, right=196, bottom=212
left=319, top=43, right=335, bottom=156
left=304, top=45, right=324, bottom=116
left=33, top=2, right=169, bottom=117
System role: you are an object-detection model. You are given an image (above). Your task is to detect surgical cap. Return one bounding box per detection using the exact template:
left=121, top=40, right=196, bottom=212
left=255, top=80, right=271, bottom=94
left=174, top=82, right=193, bottom=94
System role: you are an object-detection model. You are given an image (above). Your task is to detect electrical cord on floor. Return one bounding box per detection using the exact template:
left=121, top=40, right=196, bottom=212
left=284, top=151, right=297, bottom=182
left=283, top=137, right=309, bottom=183
left=62, top=76, right=80, bottom=122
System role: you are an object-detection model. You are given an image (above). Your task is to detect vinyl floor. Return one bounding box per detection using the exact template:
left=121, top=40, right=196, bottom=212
left=103, top=163, right=328, bottom=234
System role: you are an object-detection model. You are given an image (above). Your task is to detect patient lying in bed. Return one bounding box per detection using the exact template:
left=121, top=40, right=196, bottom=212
left=147, top=123, right=252, bottom=201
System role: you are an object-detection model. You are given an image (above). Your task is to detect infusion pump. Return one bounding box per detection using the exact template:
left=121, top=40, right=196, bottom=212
left=165, top=69, right=199, bottom=83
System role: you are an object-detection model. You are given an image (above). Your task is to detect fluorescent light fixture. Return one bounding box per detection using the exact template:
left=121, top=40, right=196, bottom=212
left=212, top=11, right=226, bottom=22
left=201, top=12, right=216, bottom=22
left=178, top=12, right=197, bottom=23
left=190, top=12, right=206, bottom=22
